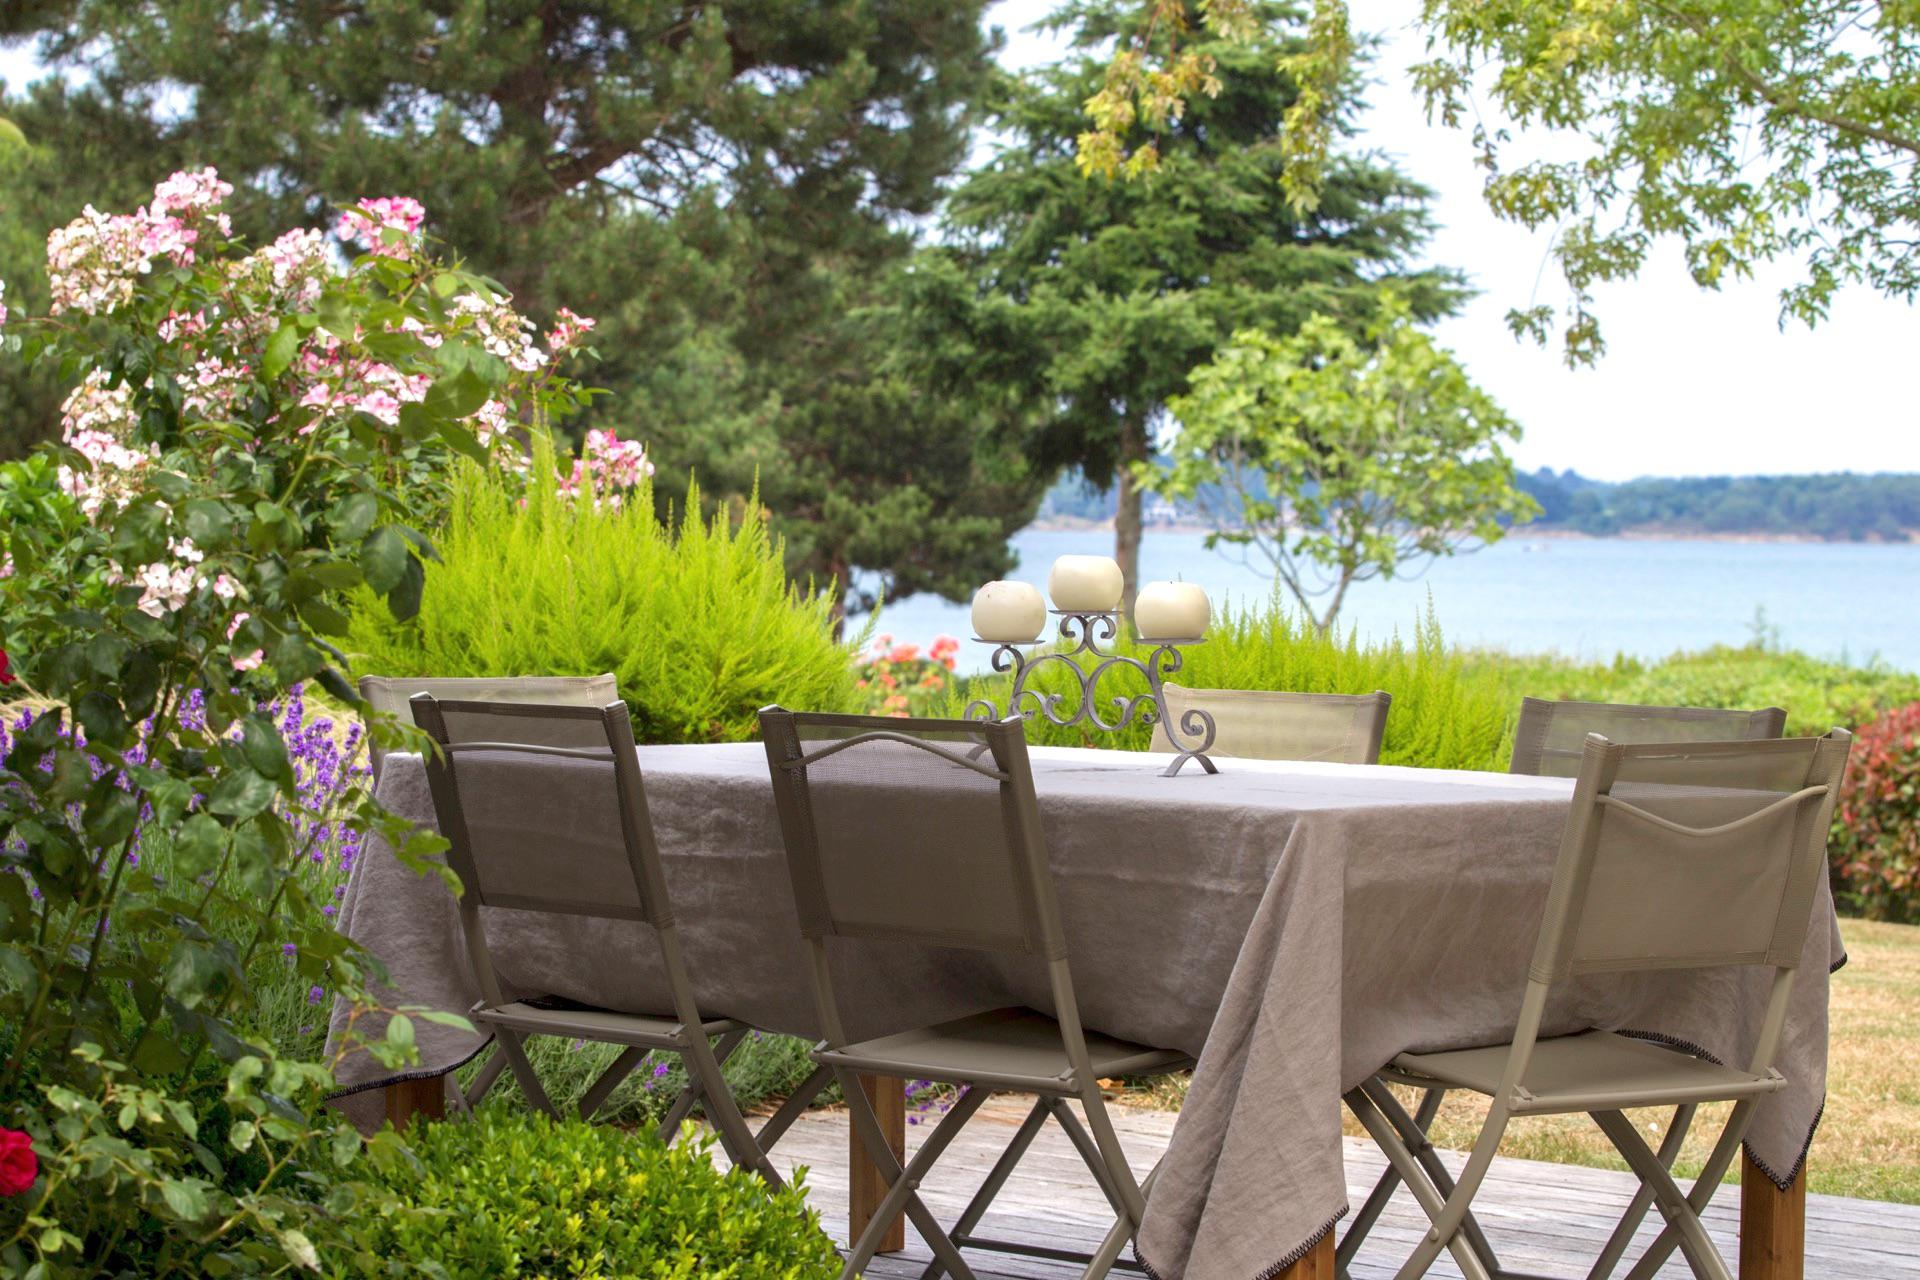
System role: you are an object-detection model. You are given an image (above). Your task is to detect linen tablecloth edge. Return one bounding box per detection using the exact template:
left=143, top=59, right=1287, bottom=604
left=1134, top=1205, right=1349, bottom=1280
left=322, top=1034, right=495, bottom=1103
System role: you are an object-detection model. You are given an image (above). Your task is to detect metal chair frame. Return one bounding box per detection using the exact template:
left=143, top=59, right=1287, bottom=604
left=1340, top=729, right=1849, bottom=1280
left=359, top=672, right=619, bottom=784
left=1343, top=695, right=1791, bottom=1277
left=411, top=694, right=830, bottom=1185
left=761, top=707, right=1191, bottom=1280
left=1149, top=685, right=1392, bottom=765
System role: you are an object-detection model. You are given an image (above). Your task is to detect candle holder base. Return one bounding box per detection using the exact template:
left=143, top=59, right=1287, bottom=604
left=964, top=610, right=1217, bottom=776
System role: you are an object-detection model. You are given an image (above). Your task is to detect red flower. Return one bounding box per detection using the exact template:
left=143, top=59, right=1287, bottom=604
left=0, top=648, right=13, bottom=686
left=0, top=1128, right=36, bottom=1196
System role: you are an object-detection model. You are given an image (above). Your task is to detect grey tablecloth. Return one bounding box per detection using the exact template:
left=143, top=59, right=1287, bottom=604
left=326, top=744, right=1841, bottom=1280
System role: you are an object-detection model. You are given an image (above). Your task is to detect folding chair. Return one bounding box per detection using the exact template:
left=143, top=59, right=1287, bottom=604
left=759, top=707, right=1192, bottom=1280
left=411, top=695, right=830, bottom=1183
left=359, top=672, right=619, bottom=784
left=1508, top=697, right=1787, bottom=778
left=1341, top=695, right=1789, bottom=1275
left=1149, top=685, right=1391, bottom=764
left=1342, top=728, right=1849, bottom=1280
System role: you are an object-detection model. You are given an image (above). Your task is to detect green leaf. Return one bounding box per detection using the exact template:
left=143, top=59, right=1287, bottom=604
left=182, top=499, right=233, bottom=548
left=240, top=716, right=293, bottom=783
left=386, top=551, right=425, bottom=622
left=330, top=491, right=379, bottom=542
left=262, top=321, right=303, bottom=381
left=360, top=526, right=408, bottom=594
left=208, top=768, right=277, bottom=819
left=423, top=366, right=490, bottom=421
left=159, top=1177, right=212, bottom=1222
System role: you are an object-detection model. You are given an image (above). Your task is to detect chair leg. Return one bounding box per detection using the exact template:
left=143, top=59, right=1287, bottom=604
left=654, top=1028, right=748, bottom=1145
left=1585, top=1104, right=1695, bottom=1280
left=493, top=1027, right=558, bottom=1118
left=837, top=1068, right=988, bottom=1280
left=577, top=1045, right=648, bottom=1122
left=1343, top=1085, right=1497, bottom=1280
left=1340, top=1087, right=1444, bottom=1275
left=1361, top=1080, right=1502, bottom=1275
left=680, top=1028, right=776, bottom=1182
left=1592, top=1110, right=1732, bottom=1280
left=1074, top=1081, right=1149, bottom=1226
left=755, top=1062, right=835, bottom=1157
left=921, top=1096, right=1054, bottom=1280
left=1619, top=1096, right=1760, bottom=1280
left=1050, top=1097, right=1132, bottom=1220
left=1083, top=1163, right=1160, bottom=1280
left=459, top=1043, right=509, bottom=1113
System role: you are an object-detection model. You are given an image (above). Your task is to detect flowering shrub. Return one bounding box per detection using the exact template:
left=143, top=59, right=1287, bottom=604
left=854, top=634, right=960, bottom=717
left=0, top=169, right=592, bottom=1275
left=1830, top=701, right=1920, bottom=923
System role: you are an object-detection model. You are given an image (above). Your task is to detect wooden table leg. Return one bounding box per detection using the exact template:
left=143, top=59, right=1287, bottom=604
left=851, top=1073, right=906, bottom=1254
left=383, top=1075, right=448, bottom=1130
left=1274, top=1230, right=1335, bottom=1278
left=1741, top=1150, right=1805, bottom=1280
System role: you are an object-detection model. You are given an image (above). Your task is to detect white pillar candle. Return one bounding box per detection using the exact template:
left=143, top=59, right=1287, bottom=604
left=1134, top=581, right=1211, bottom=640
left=1047, top=555, right=1125, bottom=613
left=970, top=581, right=1047, bottom=643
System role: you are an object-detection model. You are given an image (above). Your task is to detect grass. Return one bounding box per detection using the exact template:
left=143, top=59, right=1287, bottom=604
left=1117, top=920, right=1920, bottom=1203
left=1340, top=918, right=1920, bottom=1203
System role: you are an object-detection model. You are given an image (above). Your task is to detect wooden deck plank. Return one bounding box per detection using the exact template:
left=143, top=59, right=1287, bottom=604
left=750, top=1094, right=1920, bottom=1280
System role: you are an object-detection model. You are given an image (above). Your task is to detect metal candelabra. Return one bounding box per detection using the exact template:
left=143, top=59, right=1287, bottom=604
left=963, top=610, right=1218, bottom=777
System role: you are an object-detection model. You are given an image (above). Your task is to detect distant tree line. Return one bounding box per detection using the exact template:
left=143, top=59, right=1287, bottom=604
left=1519, top=470, right=1920, bottom=542
left=1043, top=467, right=1920, bottom=544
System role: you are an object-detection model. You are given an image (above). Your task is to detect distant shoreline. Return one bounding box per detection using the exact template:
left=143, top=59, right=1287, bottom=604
left=1025, top=517, right=1917, bottom=545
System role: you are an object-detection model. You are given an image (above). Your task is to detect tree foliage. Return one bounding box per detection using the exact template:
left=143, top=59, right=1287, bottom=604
left=1412, top=0, right=1920, bottom=363
left=0, top=1, right=1037, bottom=612
left=907, top=0, right=1462, bottom=612
left=1094, top=0, right=1920, bottom=365
left=1156, top=304, right=1537, bottom=631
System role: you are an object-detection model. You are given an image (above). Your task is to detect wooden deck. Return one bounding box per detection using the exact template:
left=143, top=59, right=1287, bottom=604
left=755, top=1093, right=1920, bottom=1279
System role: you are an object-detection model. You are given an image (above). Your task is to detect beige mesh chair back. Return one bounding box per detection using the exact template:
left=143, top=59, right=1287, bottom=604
left=410, top=696, right=826, bottom=1184
left=358, top=673, right=618, bottom=784
left=1347, top=692, right=1790, bottom=1271
left=761, top=708, right=1189, bottom=1280
left=1149, top=685, right=1390, bottom=764
left=1509, top=696, right=1786, bottom=777
left=1343, top=729, right=1850, bottom=1280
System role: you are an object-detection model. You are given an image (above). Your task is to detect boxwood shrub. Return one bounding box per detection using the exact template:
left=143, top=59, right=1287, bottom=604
left=328, top=1111, right=841, bottom=1279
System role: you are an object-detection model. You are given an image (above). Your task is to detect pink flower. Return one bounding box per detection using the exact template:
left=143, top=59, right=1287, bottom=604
left=0, top=1128, right=35, bottom=1196
left=228, top=612, right=263, bottom=672
left=547, top=306, right=596, bottom=352
left=150, top=168, right=234, bottom=230
left=335, top=196, right=426, bottom=258
left=0, top=649, right=14, bottom=688
left=0, top=279, right=8, bottom=329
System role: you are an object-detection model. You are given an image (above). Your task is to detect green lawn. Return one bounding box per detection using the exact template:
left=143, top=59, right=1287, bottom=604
left=1347, top=918, right=1920, bottom=1203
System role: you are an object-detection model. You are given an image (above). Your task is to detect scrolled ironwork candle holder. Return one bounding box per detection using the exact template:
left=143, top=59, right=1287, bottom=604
left=963, top=610, right=1218, bottom=777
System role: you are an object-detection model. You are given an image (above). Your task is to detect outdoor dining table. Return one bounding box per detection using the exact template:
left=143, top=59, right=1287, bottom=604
left=326, top=742, right=1840, bottom=1280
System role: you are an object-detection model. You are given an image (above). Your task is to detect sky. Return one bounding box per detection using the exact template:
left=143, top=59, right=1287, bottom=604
left=7, top=14, right=1915, bottom=482
left=987, top=0, right=1919, bottom=482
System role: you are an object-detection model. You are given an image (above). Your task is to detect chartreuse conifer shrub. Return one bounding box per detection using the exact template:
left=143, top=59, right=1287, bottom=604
left=345, top=440, right=861, bottom=744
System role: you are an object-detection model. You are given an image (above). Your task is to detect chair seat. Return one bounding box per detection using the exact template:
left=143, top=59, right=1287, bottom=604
left=475, top=1000, right=738, bottom=1047
left=1382, top=1030, right=1785, bottom=1114
left=817, top=1006, right=1190, bottom=1094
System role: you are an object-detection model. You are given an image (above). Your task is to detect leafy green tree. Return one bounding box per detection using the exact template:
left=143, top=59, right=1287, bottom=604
left=911, top=0, right=1462, bottom=613
left=1410, top=0, right=1920, bottom=363
left=0, top=2, right=1035, bottom=613
left=1092, top=0, right=1920, bottom=365
left=1156, top=304, right=1537, bottom=631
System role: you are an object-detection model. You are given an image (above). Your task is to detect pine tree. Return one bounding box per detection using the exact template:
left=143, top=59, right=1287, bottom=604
left=911, top=0, right=1465, bottom=613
